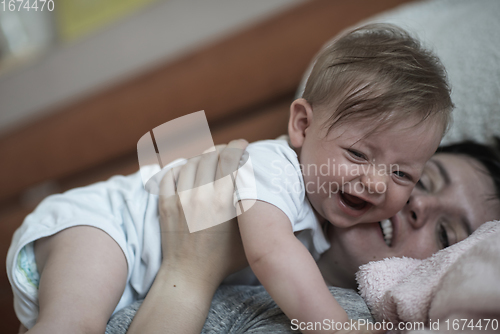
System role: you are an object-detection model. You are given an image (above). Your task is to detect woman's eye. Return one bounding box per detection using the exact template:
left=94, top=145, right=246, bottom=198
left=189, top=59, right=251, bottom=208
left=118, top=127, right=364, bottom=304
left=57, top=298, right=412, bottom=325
left=417, top=174, right=431, bottom=191
left=348, top=149, right=366, bottom=160
left=417, top=179, right=427, bottom=190
left=438, top=223, right=450, bottom=249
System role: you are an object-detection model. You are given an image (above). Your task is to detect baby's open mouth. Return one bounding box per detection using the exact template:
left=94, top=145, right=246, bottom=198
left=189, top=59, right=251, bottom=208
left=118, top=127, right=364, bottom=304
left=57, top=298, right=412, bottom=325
left=340, top=191, right=367, bottom=211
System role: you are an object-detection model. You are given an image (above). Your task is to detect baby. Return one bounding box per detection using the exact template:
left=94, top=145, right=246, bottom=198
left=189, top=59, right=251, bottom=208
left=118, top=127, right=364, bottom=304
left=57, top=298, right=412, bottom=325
left=7, top=24, right=452, bottom=333
left=232, top=23, right=451, bottom=329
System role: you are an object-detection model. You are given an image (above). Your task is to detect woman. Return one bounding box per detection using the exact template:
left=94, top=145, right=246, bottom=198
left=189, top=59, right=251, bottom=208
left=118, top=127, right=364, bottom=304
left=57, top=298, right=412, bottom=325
left=105, top=138, right=500, bottom=334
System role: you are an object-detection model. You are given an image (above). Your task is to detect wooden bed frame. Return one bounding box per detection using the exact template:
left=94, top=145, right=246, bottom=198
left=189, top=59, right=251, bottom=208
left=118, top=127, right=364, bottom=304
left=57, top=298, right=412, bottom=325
left=0, top=0, right=413, bottom=330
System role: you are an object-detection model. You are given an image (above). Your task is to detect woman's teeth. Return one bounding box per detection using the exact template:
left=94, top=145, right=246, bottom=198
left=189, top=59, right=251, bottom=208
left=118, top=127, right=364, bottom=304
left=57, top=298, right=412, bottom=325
left=380, top=219, right=393, bottom=246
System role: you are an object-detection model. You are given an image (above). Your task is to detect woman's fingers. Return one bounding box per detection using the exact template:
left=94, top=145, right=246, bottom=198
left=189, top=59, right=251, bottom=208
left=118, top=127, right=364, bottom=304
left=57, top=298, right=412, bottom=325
left=176, top=156, right=202, bottom=192
left=159, top=139, right=248, bottom=234
left=215, top=139, right=249, bottom=180
left=158, top=169, right=188, bottom=235
left=161, top=140, right=247, bottom=194
left=194, top=144, right=227, bottom=188
left=159, top=169, right=177, bottom=199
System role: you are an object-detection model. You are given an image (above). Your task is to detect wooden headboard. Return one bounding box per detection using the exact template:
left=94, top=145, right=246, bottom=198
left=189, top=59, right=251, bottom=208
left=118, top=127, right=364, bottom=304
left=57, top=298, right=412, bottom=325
left=0, top=0, right=412, bottom=331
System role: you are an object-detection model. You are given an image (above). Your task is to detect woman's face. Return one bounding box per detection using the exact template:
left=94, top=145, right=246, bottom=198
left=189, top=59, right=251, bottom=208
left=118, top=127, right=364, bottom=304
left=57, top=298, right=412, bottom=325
left=318, top=153, right=500, bottom=288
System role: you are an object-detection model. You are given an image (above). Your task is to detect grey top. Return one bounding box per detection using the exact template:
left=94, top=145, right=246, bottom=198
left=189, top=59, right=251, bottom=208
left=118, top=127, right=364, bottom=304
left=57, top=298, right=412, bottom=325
left=105, top=285, right=373, bottom=334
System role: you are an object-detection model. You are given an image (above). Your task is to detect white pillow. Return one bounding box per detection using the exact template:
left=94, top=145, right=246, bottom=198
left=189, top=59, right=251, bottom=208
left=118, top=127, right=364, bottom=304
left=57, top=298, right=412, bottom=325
left=297, top=0, right=500, bottom=145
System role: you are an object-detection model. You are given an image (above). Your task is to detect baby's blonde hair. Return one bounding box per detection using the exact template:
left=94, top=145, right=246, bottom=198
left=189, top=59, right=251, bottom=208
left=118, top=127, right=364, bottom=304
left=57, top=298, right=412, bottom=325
left=302, top=23, right=453, bottom=135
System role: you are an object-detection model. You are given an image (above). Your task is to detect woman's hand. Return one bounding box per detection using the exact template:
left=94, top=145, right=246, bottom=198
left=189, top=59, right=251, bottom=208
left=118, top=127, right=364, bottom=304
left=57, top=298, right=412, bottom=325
left=159, top=139, right=249, bottom=287
left=127, top=139, right=249, bottom=334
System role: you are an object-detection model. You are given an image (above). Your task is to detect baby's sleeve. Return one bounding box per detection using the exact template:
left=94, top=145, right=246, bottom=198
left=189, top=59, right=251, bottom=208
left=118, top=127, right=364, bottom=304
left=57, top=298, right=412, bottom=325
left=234, top=141, right=305, bottom=226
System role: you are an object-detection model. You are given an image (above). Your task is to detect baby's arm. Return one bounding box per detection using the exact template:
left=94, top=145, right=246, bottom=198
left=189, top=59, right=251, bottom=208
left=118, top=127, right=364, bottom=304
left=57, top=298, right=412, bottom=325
left=238, top=200, right=348, bottom=333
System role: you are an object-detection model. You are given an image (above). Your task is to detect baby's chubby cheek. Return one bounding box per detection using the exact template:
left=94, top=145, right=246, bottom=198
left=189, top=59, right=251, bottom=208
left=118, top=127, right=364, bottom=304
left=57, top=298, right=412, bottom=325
left=377, top=188, right=412, bottom=219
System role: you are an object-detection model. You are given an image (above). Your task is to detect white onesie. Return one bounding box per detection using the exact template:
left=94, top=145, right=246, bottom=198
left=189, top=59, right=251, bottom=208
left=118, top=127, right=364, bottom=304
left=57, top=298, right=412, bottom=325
left=7, top=136, right=330, bottom=329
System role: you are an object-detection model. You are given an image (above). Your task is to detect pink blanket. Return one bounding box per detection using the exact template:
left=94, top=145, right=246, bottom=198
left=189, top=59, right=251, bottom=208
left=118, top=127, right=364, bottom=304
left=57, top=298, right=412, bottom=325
left=356, top=220, right=500, bottom=333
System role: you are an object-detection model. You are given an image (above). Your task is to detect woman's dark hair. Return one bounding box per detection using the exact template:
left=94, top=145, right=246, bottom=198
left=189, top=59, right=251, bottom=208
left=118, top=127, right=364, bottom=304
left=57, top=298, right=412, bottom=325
left=437, top=137, right=500, bottom=202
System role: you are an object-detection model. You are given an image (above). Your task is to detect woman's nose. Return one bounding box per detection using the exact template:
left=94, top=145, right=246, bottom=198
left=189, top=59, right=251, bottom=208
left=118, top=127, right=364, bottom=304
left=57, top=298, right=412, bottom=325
left=406, top=193, right=432, bottom=229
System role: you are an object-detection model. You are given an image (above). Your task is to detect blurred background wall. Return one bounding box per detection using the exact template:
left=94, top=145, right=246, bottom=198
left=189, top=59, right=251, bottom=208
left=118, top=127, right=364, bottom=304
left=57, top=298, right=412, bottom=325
left=0, top=0, right=411, bottom=331
left=0, top=0, right=304, bottom=136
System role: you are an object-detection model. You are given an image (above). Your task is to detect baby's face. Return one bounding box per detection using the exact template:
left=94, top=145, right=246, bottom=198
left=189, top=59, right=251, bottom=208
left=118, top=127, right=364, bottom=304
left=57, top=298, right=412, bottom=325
left=299, top=112, right=442, bottom=228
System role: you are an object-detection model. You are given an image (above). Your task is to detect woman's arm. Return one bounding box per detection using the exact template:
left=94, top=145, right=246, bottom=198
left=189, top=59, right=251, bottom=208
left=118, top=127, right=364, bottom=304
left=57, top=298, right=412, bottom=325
left=127, top=139, right=249, bottom=334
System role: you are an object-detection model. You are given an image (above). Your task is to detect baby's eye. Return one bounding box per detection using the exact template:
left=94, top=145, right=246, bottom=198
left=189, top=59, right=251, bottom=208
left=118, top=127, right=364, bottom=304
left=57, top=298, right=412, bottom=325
left=393, top=170, right=407, bottom=178
left=348, top=149, right=367, bottom=160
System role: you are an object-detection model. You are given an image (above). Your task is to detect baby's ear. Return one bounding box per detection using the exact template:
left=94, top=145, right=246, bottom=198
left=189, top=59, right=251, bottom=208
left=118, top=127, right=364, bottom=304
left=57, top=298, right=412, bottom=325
left=288, top=98, right=313, bottom=148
